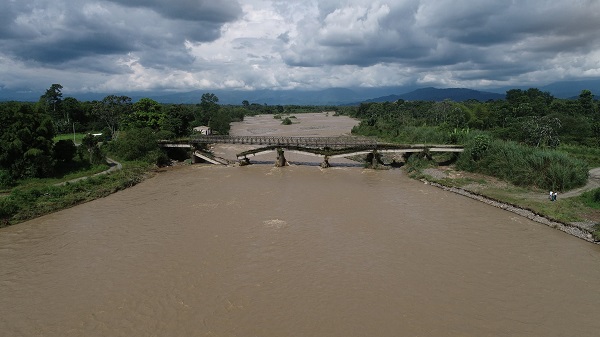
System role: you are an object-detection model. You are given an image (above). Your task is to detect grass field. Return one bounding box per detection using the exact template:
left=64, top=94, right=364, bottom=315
left=53, top=132, right=103, bottom=145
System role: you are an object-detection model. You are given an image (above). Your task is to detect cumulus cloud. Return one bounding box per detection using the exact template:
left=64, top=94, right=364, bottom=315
left=0, top=0, right=599, bottom=94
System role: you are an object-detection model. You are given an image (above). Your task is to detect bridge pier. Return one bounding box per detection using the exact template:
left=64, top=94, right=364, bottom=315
left=275, top=148, right=288, bottom=167
left=239, top=156, right=250, bottom=166
left=320, top=156, right=331, bottom=168
left=366, top=150, right=382, bottom=168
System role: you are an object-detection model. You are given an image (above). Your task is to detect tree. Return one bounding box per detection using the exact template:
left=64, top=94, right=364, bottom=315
left=578, top=90, right=595, bottom=116
left=520, top=116, right=562, bottom=148
left=124, top=98, right=165, bottom=131
left=161, top=104, right=195, bottom=137
left=81, top=134, right=105, bottom=165
left=53, top=140, right=77, bottom=162
left=196, top=93, right=229, bottom=133
left=62, top=97, right=87, bottom=134
left=506, top=88, right=553, bottom=117
left=201, top=93, right=219, bottom=114
left=111, top=128, right=168, bottom=164
left=91, top=95, right=132, bottom=140
left=41, top=84, right=63, bottom=116
left=0, top=103, right=55, bottom=178
left=40, top=84, right=69, bottom=133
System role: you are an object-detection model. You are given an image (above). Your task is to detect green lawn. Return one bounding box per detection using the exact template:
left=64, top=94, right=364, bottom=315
left=54, top=132, right=103, bottom=145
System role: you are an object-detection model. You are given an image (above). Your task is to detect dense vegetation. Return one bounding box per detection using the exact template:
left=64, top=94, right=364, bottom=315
left=346, top=89, right=599, bottom=191
left=1, top=84, right=599, bottom=227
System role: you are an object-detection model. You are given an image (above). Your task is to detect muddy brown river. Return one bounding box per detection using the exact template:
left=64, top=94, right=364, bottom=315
left=1, top=113, right=600, bottom=336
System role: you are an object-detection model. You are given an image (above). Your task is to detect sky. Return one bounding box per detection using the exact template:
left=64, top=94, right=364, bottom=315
left=1, top=0, right=600, bottom=95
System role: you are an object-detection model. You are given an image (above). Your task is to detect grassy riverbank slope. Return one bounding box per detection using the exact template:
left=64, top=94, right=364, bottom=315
left=0, top=161, right=152, bottom=228
left=410, top=162, right=600, bottom=242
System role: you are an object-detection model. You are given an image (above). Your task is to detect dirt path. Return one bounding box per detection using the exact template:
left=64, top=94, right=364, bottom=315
left=517, top=167, right=600, bottom=201
left=560, top=167, right=600, bottom=198
left=55, top=157, right=122, bottom=186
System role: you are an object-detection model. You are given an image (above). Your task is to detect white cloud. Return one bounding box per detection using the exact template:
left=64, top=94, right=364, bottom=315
left=0, top=0, right=599, bottom=94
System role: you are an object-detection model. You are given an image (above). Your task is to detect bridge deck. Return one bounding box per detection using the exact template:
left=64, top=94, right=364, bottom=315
left=159, top=136, right=464, bottom=161
left=186, top=135, right=377, bottom=149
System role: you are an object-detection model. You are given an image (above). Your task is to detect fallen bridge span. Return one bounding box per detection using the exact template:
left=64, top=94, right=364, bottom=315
left=158, top=136, right=464, bottom=168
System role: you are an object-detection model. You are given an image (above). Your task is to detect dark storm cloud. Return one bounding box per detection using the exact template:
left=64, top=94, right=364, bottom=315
left=10, top=30, right=134, bottom=65
left=0, top=2, right=16, bottom=39
left=0, top=0, right=240, bottom=68
left=1, top=0, right=599, bottom=93
left=107, top=0, right=242, bottom=22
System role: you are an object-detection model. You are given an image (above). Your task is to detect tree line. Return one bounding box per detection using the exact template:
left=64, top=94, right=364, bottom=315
left=350, top=88, right=599, bottom=147
left=346, top=88, right=599, bottom=190
left=2, top=84, right=598, bottom=191
left=0, top=85, right=288, bottom=183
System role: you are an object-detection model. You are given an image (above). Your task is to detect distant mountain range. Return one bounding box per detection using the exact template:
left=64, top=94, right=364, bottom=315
left=1, top=79, right=599, bottom=105
left=361, top=87, right=505, bottom=103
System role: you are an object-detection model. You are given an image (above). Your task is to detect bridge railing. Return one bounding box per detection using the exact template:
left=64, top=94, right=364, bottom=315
left=189, top=135, right=378, bottom=149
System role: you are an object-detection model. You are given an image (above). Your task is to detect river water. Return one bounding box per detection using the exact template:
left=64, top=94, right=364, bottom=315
left=1, top=113, right=600, bottom=336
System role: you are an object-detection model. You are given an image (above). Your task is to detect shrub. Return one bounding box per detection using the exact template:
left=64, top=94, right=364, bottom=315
left=580, top=188, right=600, bottom=208
left=457, top=139, right=588, bottom=191
left=404, top=152, right=434, bottom=174
left=111, top=128, right=168, bottom=165
left=470, top=134, right=491, bottom=161
left=53, top=139, right=77, bottom=162
left=0, top=170, right=13, bottom=189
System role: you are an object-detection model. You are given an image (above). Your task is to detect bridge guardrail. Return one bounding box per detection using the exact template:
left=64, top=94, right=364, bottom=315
left=188, top=135, right=378, bottom=149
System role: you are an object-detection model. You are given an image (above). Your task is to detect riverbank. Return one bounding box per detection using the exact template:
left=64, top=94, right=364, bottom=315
left=0, top=160, right=151, bottom=228
left=417, top=166, right=599, bottom=244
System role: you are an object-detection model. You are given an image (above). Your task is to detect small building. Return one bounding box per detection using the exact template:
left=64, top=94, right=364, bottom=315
left=193, top=126, right=212, bottom=135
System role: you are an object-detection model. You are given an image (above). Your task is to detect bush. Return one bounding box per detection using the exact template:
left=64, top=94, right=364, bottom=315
left=404, top=152, right=434, bottom=174
left=457, top=139, right=588, bottom=191
left=111, top=128, right=168, bottom=165
left=282, top=117, right=293, bottom=125
left=53, top=139, right=77, bottom=162
left=0, top=197, right=19, bottom=220
left=592, top=223, right=600, bottom=241
left=0, top=170, right=13, bottom=189
left=580, top=188, right=600, bottom=208
left=469, top=135, right=491, bottom=161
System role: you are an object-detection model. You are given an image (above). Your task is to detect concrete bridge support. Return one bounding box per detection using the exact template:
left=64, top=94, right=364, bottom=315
left=366, top=150, right=382, bottom=168
left=239, top=156, right=250, bottom=166
left=275, top=148, right=288, bottom=167
left=321, top=156, right=331, bottom=168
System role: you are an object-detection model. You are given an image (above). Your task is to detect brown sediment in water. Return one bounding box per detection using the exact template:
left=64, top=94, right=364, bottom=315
left=2, top=113, right=600, bottom=336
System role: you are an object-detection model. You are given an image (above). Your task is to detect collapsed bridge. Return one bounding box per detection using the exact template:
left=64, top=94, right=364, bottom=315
left=159, top=135, right=464, bottom=168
